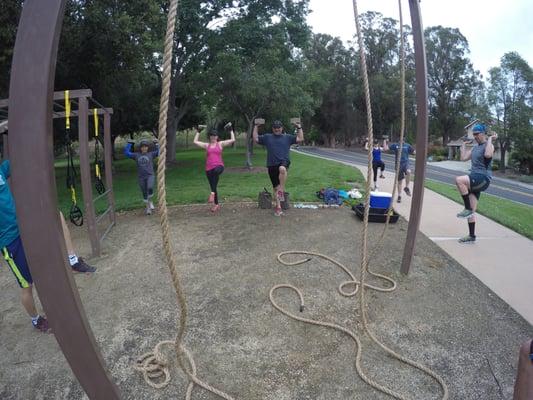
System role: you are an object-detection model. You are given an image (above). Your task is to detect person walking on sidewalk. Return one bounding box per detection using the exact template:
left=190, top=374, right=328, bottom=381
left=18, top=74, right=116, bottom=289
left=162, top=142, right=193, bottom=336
left=124, top=139, right=159, bottom=215
left=253, top=119, right=304, bottom=216
left=388, top=140, right=415, bottom=203
left=366, top=138, right=387, bottom=191
left=193, top=125, right=235, bottom=213
left=455, top=123, right=497, bottom=243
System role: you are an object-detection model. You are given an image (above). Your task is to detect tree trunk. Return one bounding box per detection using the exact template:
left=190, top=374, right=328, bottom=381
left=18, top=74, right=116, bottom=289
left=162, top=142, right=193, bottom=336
left=166, top=112, right=178, bottom=164
left=245, top=123, right=253, bottom=168
left=499, top=143, right=507, bottom=172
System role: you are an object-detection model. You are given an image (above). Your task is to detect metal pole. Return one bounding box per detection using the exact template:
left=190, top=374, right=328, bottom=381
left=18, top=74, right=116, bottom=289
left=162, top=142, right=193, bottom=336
left=103, top=112, right=116, bottom=224
left=401, top=0, right=429, bottom=275
left=78, top=96, right=101, bottom=257
left=7, top=1, right=120, bottom=398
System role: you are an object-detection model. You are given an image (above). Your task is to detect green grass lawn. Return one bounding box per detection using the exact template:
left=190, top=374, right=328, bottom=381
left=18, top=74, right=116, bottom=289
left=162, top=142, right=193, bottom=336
left=56, top=147, right=365, bottom=215
left=425, top=179, right=533, bottom=240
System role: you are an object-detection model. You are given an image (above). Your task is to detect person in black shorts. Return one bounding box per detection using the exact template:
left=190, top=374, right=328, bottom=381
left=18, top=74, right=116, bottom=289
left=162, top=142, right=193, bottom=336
left=455, top=123, right=497, bottom=243
left=1, top=160, right=95, bottom=334
left=253, top=119, right=304, bottom=216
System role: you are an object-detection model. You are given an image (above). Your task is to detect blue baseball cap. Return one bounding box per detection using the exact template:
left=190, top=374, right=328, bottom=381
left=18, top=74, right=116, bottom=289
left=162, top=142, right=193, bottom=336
left=472, top=123, right=486, bottom=134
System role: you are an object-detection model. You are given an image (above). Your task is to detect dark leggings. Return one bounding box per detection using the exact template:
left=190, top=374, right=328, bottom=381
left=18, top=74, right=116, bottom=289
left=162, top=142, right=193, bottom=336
left=372, top=160, right=385, bottom=182
left=206, top=165, right=224, bottom=204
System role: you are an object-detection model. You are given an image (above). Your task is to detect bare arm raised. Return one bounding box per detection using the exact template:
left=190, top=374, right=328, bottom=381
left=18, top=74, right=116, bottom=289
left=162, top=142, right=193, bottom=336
left=193, top=127, right=208, bottom=150
left=220, top=128, right=236, bottom=148
left=252, top=118, right=264, bottom=144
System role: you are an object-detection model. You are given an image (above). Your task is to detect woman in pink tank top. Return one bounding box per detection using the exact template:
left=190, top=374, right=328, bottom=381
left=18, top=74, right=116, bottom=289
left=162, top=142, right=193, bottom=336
left=193, top=125, right=235, bottom=212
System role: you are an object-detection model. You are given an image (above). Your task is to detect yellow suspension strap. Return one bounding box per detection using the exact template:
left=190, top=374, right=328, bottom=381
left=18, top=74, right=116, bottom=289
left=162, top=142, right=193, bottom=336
left=65, top=90, right=83, bottom=226
left=93, top=108, right=105, bottom=195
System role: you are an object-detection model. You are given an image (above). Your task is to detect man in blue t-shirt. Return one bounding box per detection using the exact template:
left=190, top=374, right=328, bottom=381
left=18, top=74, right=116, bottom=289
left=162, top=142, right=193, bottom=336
left=454, top=123, right=497, bottom=243
left=253, top=119, right=304, bottom=216
left=387, top=141, right=415, bottom=203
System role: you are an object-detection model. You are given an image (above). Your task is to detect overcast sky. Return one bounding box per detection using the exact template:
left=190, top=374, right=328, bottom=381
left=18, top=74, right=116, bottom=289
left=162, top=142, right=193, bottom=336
left=306, top=0, right=533, bottom=79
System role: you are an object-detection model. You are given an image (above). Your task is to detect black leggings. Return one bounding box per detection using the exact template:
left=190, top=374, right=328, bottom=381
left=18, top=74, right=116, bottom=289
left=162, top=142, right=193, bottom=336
left=372, top=160, right=385, bottom=182
left=206, top=165, right=224, bottom=204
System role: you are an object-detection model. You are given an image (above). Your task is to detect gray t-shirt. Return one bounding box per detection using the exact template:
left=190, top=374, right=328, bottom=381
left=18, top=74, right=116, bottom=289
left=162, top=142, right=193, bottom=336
left=258, top=133, right=297, bottom=167
left=124, top=143, right=159, bottom=178
left=470, top=141, right=492, bottom=178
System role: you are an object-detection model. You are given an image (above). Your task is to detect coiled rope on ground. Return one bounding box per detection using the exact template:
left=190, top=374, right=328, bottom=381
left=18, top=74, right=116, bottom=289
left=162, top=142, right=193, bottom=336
left=269, top=1, right=448, bottom=399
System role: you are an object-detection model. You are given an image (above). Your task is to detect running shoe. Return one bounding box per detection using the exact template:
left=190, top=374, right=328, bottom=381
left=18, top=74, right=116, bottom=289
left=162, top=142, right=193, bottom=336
left=277, top=190, right=285, bottom=202
left=210, top=204, right=220, bottom=213
left=458, top=235, right=476, bottom=244
left=149, top=201, right=155, bottom=210
left=208, top=193, right=215, bottom=204
left=397, top=196, right=401, bottom=203
left=145, top=207, right=152, bottom=215
left=456, top=209, right=474, bottom=219
left=404, top=187, right=411, bottom=196
left=274, top=206, right=283, bottom=217
left=33, top=316, right=51, bottom=333
left=373, top=184, right=379, bottom=191
left=379, top=174, right=385, bottom=178
left=72, top=258, right=96, bottom=273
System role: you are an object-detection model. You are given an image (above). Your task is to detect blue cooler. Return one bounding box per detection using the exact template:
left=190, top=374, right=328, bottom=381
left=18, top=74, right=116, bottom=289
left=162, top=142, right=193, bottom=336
left=369, top=191, right=392, bottom=209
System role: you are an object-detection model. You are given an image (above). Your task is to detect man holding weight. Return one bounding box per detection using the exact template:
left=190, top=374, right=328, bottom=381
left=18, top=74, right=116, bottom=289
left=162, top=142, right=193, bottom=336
left=455, top=123, right=497, bottom=243
left=253, top=119, right=304, bottom=216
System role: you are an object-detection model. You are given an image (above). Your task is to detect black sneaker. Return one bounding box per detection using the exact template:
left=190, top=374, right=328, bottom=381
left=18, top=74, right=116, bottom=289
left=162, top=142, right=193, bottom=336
left=397, top=196, right=402, bottom=203
left=33, top=316, right=51, bottom=333
left=404, top=187, right=411, bottom=196
left=72, top=257, right=96, bottom=273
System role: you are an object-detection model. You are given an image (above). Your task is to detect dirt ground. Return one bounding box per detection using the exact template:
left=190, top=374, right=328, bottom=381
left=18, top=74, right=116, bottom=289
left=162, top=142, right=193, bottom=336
left=0, top=203, right=531, bottom=400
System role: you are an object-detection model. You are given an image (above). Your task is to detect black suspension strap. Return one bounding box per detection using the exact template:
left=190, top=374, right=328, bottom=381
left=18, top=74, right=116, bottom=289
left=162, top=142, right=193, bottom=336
left=93, top=108, right=106, bottom=195
left=65, top=90, right=83, bottom=226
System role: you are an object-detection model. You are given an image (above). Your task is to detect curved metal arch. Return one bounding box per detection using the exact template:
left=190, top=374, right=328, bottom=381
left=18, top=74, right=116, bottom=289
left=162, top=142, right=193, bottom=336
left=8, top=1, right=120, bottom=398
left=7, top=0, right=428, bottom=397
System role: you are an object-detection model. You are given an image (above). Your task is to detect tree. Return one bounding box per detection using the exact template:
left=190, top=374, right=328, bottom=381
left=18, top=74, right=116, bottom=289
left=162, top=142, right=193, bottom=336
left=487, top=52, right=533, bottom=171
left=0, top=0, right=24, bottom=98
left=425, top=26, right=481, bottom=145
left=305, top=34, right=356, bottom=147
left=205, top=0, right=315, bottom=167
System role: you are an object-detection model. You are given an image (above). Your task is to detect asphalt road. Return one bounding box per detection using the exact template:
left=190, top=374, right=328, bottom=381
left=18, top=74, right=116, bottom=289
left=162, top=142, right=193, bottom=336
left=296, top=146, right=533, bottom=207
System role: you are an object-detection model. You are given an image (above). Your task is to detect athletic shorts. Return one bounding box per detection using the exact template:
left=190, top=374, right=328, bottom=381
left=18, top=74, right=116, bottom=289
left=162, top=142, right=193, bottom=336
left=2, top=236, right=33, bottom=288
left=469, top=173, right=490, bottom=199
left=397, top=163, right=410, bottom=181
left=268, top=161, right=290, bottom=188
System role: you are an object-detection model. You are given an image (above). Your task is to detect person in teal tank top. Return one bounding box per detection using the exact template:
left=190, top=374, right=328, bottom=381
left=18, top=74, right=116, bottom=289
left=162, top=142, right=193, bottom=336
left=454, top=123, right=497, bottom=243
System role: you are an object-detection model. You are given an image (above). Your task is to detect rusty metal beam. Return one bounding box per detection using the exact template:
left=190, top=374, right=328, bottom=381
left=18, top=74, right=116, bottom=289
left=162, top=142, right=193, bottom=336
left=8, top=1, right=121, bottom=398
left=0, top=89, right=93, bottom=109
left=401, top=0, right=429, bottom=275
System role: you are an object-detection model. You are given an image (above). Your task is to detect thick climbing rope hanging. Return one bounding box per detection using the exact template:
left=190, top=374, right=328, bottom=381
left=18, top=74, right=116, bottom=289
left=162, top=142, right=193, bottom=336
left=269, top=1, right=448, bottom=399
left=133, top=1, right=234, bottom=398
left=92, top=108, right=106, bottom=195
left=64, top=90, right=83, bottom=226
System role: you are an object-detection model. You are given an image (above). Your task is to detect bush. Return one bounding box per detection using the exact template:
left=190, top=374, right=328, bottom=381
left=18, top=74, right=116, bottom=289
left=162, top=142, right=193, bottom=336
left=427, top=145, right=448, bottom=159
left=491, top=159, right=500, bottom=171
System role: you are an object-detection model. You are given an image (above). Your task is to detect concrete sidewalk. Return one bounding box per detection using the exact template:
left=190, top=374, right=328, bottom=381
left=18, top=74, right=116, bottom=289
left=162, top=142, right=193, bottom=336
left=361, top=165, right=533, bottom=326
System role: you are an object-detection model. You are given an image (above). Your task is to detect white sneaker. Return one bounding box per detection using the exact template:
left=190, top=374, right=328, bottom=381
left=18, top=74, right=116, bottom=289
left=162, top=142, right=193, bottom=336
left=149, top=201, right=155, bottom=210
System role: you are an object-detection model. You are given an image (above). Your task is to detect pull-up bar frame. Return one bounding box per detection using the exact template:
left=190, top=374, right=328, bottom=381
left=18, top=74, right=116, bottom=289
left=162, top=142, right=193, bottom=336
left=7, top=0, right=428, bottom=398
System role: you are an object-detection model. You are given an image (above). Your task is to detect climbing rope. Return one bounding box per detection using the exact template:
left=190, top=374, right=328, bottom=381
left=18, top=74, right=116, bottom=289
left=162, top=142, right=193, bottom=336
left=270, top=2, right=448, bottom=399
left=367, top=0, right=408, bottom=258
left=134, top=1, right=234, bottom=398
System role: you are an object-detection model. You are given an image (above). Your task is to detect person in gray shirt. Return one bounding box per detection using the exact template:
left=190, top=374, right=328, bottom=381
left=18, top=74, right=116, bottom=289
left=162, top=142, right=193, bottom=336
left=253, top=119, right=304, bottom=216
left=455, top=123, right=497, bottom=243
left=124, top=139, right=159, bottom=215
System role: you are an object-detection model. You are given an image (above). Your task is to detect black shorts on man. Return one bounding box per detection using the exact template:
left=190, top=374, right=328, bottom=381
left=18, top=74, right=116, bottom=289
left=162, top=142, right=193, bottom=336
left=268, top=161, right=290, bottom=188
left=468, top=173, right=490, bottom=199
